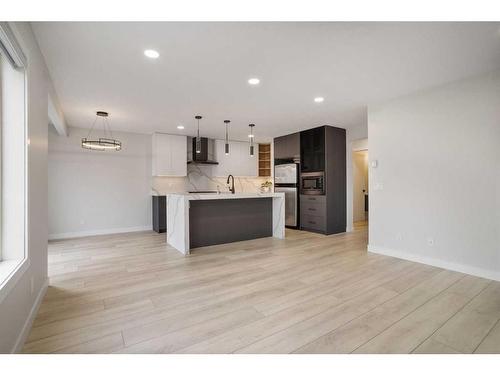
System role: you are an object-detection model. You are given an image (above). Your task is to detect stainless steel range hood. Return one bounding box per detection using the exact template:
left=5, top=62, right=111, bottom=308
left=187, top=136, right=219, bottom=165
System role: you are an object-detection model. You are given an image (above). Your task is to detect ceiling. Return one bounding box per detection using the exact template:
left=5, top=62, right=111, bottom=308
left=32, top=22, right=500, bottom=142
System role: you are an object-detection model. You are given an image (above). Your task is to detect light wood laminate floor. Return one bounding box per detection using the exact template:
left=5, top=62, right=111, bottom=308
left=23, top=222, right=500, bottom=354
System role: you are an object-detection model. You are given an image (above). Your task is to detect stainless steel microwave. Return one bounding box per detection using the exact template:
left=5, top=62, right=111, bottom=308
left=300, top=172, right=325, bottom=195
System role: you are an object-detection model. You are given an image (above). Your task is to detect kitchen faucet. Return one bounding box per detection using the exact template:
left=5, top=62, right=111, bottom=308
left=226, top=174, right=235, bottom=194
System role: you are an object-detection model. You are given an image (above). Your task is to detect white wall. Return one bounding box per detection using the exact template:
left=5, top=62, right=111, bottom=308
left=0, top=22, right=58, bottom=353
left=49, top=127, right=152, bottom=239
left=368, top=70, right=500, bottom=281
left=49, top=128, right=269, bottom=239
left=48, top=93, right=67, bottom=136
left=49, top=127, right=271, bottom=239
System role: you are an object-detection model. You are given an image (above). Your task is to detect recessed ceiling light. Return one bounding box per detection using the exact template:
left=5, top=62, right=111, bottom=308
left=177, top=125, right=184, bottom=130
left=248, top=78, right=260, bottom=85
left=314, top=97, right=325, bottom=103
left=144, top=49, right=160, bottom=59
left=248, top=134, right=255, bottom=138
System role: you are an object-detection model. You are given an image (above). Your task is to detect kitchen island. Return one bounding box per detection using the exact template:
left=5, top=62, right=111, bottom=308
left=167, top=192, right=285, bottom=255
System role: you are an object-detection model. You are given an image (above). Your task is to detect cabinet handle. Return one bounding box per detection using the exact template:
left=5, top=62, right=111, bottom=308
left=308, top=208, right=316, bottom=211
left=308, top=197, right=316, bottom=201
left=308, top=221, right=316, bottom=224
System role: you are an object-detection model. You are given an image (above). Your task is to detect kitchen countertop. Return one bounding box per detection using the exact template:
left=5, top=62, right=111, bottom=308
left=166, top=192, right=283, bottom=200
left=166, top=192, right=285, bottom=255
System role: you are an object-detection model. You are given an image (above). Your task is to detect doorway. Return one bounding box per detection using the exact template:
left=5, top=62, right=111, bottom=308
left=352, top=149, right=368, bottom=225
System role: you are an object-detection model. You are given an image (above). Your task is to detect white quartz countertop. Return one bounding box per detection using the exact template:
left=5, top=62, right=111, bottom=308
left=166, top=192, right=284, bottom=200
left=166, top=191, right=285, bottom=254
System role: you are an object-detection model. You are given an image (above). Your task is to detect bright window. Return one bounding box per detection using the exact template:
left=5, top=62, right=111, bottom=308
left=0, top=24, right=27, bottom=298
left=0, top=51, right=26, bottom=260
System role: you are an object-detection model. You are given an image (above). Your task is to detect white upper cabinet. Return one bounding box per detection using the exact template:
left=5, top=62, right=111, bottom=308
left=213, top=140, right=258, bottom=177
left=152, top=133, right=187, bottom=176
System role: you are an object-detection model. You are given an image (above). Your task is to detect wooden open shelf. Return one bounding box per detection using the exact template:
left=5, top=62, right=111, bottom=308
left=258, top=143, right=271, bottom=177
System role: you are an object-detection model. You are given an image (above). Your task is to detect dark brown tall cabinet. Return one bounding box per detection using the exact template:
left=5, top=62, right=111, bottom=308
left=300, top=125, right=346, bottom=235
left=300, top=127, right=325, bottom=172
left=273, top=132, right=300, bottom=161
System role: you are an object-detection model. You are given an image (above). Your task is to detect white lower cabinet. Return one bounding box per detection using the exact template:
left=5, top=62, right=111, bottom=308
left=213, top=140, right=258, bottom=177
left=152, top=133, right=187, bottom=176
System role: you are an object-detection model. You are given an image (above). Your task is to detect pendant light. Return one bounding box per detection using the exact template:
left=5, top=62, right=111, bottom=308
left=81, top=111, right=122, bottom=151
left=248, top=123, right=255, bottom=157
left=195, top=115, right=202, bottom=154
left=224, top=120, right=230, bottom=155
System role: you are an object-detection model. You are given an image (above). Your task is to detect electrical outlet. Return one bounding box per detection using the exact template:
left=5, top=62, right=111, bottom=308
left=427, top=238, right=434, bottom=246
left=30, top=277, right=34, bottom=295
left=396, top=233, right=403, bottom=241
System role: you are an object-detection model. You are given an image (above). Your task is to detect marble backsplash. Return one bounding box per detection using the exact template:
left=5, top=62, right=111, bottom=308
left=152, top=164, right=272, bottom=195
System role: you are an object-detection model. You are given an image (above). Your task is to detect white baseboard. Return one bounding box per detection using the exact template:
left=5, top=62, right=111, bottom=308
left=49, top=225, right=152, bottom=240
left=11, top=277, right=48, bottom=353
left=368, top=244, right=500, bottom=282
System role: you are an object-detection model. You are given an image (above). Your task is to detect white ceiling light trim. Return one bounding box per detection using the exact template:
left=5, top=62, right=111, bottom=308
left=144, top=49, right=160, bottom=59
left=248, top=78, right=260, bottom=85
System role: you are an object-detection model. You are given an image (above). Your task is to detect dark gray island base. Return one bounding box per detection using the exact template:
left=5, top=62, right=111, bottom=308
left=166, top=192, right=285, bottom=255
left=152, top=195, right=166, bottom=233
left=189, top=198, right=273, bottom=249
